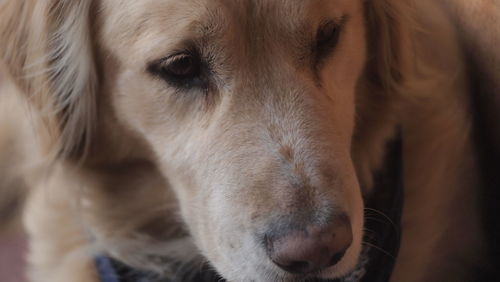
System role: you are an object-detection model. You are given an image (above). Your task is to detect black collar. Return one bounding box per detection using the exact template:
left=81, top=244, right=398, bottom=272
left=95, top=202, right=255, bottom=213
left=96, top=135, right=404, bottom=282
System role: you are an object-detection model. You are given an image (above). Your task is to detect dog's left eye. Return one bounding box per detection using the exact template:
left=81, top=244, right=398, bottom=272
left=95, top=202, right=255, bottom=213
left=149, top=52, right=207, bottom=89
left=314, top=19, right=344, bottom=65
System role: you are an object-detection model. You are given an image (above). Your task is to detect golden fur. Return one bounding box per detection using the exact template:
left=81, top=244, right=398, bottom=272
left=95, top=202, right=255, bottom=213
left=0, top=0, right=497, bottom=281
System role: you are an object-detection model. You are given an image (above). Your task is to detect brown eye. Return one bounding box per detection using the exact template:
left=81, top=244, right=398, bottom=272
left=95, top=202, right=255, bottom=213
left=149, top=51, right=207, bottom=89
left=163, top=53, right=200, bottom=78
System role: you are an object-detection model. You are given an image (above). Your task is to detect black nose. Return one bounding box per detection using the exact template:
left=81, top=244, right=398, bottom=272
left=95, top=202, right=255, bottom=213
left=265, top=215, right=352, bottom=274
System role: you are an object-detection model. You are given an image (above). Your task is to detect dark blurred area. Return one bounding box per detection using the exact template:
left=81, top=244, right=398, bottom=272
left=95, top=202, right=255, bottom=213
left=470, top=54, right=500, bottom=281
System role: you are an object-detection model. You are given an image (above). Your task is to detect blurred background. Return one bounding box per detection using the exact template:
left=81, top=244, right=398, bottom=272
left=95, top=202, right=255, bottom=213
left=0, top=230, right=27, bottom=282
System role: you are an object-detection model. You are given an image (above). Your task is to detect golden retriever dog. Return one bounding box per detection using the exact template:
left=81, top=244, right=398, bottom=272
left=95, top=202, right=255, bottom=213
left=0, top=0, right=498, bottom=281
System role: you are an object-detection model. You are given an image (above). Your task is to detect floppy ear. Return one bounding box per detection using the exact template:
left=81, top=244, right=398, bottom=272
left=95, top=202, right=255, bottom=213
left=353, top=0, right=415, bottom=192
left=0, top=0, right=97, bottom=159
left=363, top=0, right=415, bottom=95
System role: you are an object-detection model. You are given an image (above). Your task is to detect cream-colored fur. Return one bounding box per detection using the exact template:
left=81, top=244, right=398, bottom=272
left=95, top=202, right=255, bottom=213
left=0, top=0, right=496, bottom=281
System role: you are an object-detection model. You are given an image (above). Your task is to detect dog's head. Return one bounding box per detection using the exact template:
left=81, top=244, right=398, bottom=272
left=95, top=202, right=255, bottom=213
left=1, top=0, right=409, bottom=281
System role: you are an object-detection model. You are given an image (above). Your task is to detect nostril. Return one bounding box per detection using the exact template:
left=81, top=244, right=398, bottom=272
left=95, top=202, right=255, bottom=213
left=329, top=250, right=347, bottom=267
left=275, top=260, right=315, bottom=274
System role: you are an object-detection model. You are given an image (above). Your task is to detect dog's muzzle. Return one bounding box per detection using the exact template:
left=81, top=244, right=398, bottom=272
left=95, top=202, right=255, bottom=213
left=95, top=134, right=403, bottom=282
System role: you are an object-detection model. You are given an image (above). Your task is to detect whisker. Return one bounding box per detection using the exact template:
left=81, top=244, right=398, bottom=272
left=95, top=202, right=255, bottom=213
left=362, top=241, right=396, bottom=260
left=364, top=208, right=397, bottom=228
left=362, top=228, right=382, bottom=244
left=364, top=208, right=400, bottom=238
left=364, top=216, right=393, bottom=226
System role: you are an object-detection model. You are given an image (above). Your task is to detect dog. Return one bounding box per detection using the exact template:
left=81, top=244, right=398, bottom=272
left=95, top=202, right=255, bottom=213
left=0, top=0, right=498, bottom=281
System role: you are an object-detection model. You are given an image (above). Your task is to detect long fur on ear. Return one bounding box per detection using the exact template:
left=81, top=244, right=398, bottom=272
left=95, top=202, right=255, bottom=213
left=363, top=0, right=416, bottom=94
left=353, top=0, right=416, bottom=192
left=0, top=0, right=97, bottom=159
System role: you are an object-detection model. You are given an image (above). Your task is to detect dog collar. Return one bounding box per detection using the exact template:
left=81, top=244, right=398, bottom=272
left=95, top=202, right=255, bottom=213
left=96, top=135, right=403, bottom=282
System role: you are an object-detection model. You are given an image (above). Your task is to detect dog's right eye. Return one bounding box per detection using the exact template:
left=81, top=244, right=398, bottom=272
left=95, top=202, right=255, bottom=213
left=149, top=52, right=207, bottom=89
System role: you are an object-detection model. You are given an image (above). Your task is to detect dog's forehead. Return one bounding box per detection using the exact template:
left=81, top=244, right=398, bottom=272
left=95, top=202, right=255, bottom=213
left=98, top=0, right=354, bottom=65
left=101, top=0, right=346, bottom=25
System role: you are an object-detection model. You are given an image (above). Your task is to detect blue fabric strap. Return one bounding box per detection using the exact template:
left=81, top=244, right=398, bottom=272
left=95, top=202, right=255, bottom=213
left=95, top=256, right=120, bottom=282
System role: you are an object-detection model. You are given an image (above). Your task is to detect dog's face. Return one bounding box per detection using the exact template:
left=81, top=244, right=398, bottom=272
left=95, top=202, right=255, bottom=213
left=96, top=0, right=366, bottom=280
